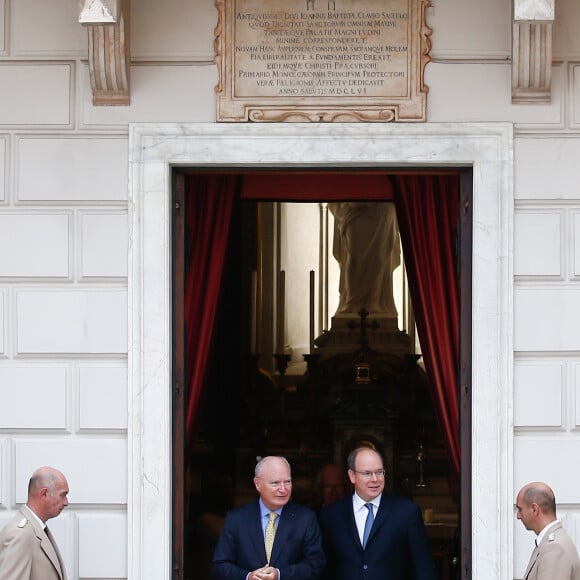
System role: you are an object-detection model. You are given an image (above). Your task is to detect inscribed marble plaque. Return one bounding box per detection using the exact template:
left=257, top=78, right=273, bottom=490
left=215, top=0, right=431, bottom=122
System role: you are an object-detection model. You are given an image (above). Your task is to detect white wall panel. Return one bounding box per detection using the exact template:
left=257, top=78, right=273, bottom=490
left=0, top=214, right=69, bottom=277
left=12, top=0, right=86, bottom=56
left=426, top=63, right=563, bottom=126
left=15, top=439, right=127, bottom=504
left=78, top=513, right=127, bottom=578
left=45, top=514, right=71, bottom=580
left=17, top=290, right=127, bottom=354
left=79, top=365, right=127, bottom=430
left=17, top=137, right=128, bottom=202
left=571, top=64, right=580, bottom=129
left=0, top=438, right=5, bottom=508
left=0, top=0, right=5, bottom=55
left=0, top=136, right=6, bottom=202
left=515, top=137, right=580, bottom=200
left=515, top=288, right=580, bottom=351
left=514, top=361, right=563, bottom=427
left=554, top=0, right=580, bottom=58
left=575, top=363, right=580, bottom=428
left=0, top=366, right=67, bottom=429
left=81, top=213, right=128, bottom=278
left=132, top=0, right=216, bottom=60
left=574, top=212, right=580, bottom=278
left=514, top=438, right=580, bottom=504
left=514, top=517, right=536, bottom=580
left=0, top=289, right=4, bottom=355
left=0, top=65, right=71, bottom=126
left=428, top=0, right=510, bottom=59
left=514, top=211, right=562, bottom=277
left=80, top=64, right=219, bottom=127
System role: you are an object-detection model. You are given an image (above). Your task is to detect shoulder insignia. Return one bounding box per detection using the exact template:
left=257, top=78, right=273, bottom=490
left=548, top=532, right=555, bottom=542
left=17, top=518, right=28, bottom=528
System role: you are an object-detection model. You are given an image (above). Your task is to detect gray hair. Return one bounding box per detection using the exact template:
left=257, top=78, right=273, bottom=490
left=254, top=456, right=291, bottom=477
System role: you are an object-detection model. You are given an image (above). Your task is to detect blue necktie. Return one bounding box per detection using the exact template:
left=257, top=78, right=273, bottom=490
left=362, top=503, right=374, bottom=548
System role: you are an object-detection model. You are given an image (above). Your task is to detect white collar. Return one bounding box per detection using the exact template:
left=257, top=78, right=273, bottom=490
left=536, top=519, right=559, bottom=545
left=352, top=492, right=381, bottom=512
left=24, top=504, right=46, bottom=529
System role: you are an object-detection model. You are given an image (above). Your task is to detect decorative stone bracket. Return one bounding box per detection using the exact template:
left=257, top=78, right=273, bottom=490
left=79, top=0, right=131, bottom=106
left=512, top=0, right=554, bottom=104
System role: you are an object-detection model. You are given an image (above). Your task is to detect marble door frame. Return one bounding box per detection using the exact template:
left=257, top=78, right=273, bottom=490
left=128, top=122, right=514, bottom=580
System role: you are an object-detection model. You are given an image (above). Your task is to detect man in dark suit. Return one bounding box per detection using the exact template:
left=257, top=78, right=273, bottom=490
left=212, top=456, right=325, bottom=580
left=319, top=447, right=437, bottom=580
left=0, top=466, right=69, bottom=580
left=516, top=481, right=580, bottom=579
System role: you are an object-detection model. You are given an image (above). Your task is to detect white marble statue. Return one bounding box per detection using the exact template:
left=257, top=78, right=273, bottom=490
left=328, top=202, right=400, bottom=317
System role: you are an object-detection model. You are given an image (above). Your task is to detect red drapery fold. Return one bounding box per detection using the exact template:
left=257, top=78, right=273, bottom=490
left=184, top=174, right=238, bottom=445
left=391, top=174, right=461, bottom=474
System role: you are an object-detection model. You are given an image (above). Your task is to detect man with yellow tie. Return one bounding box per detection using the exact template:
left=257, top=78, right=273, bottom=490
left=0, top=466, right=69, bottom=580
left=213, top=456, right=325, bottom=580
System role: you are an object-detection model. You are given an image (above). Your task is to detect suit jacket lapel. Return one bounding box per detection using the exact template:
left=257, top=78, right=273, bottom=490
left=21, top=505, right=65, bottom=580
left=271, top=502, right=293, bottom=563
left=250, top=502, right=268, bottom=565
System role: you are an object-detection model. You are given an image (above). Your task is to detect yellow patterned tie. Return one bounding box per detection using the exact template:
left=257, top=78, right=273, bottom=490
left=264, top=511, right=278, bottom=564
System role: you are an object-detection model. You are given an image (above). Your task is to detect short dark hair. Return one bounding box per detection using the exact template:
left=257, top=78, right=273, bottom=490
left=347, top=447, right=384, bottom=471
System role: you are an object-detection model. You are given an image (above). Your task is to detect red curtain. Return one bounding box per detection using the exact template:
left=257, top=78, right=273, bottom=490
left=184, top=172, right=461, bottom=472
left=391, top=174, right=461, bottom=474
left=184, top=174, right=238, bottom=445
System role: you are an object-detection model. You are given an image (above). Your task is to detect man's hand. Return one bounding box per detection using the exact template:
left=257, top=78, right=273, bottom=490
left=250, top=565, right=278, bottom=580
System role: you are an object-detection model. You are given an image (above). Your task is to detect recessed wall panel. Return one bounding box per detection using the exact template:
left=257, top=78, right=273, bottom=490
left=78, top=513, right=127, bottom=578
left=0, top=214, right=69, bottom=277
left=0, top=136, right=6, bottom=202
left=514, top=288, right=580, bottom=351
left=575, top=363, right=580, bottom=428
left=17, top=290, right=127, bottom=354
left=0, top=438, right=5, bottom=508
left=515, top=137, right=580, bottom=200
left=0, top=0, right=5, bottom=55
left=514, top=361, right=563, bottom=427
left=574, top=212, right=580, bottom=278
left=12, top=0, right=86, bottom=56
left=17, top=137, right=128, bottom=202
left=514, top=438, right=580, bottom=504
left=0, top=65, right=71, bottom=126
left=81, top=64, right=218, bottom=127
left=132, top=0, right=215, bottom=59
left=514, top=211, right=562, bottom=276
left=0, top=366, right=67, bottom=429
left=81, top=213, right=128, bottom=278
left=0, top=290, right=4, bottom=355
left=428, top=0, right=510, bottom=59
left=15, top=439, right=127, bottom=504
left=426, top=63, right=562, bottom=126
left=79, top=366, right=127, bottom=430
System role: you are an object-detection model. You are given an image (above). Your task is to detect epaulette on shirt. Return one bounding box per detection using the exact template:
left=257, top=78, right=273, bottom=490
left=17, top=518, right=28, bottom=528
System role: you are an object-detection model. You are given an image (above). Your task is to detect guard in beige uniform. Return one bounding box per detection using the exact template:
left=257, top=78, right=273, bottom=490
left=0, top=466, right=69, bottom=580
left=516, top=481, right=580, bottom=580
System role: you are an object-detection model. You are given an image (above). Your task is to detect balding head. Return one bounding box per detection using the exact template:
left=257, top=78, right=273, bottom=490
left=27, top=466, right=69, bottom=523
left=516, top=482, right=557, bottom=534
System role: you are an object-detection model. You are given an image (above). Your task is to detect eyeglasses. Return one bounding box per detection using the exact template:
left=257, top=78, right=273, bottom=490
left=267, top=479, right=292, bottom=489
left=353, top=469, right=386, bottom=479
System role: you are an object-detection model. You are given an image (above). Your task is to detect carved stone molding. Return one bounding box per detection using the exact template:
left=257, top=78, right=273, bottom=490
left=512, top=0, right=554, bottom=104
left=80, top=0, right=130, bottom=106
